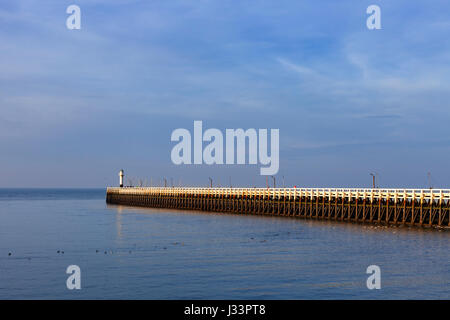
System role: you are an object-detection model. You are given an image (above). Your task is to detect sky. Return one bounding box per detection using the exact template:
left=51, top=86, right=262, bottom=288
left=1, top=0, right=450, bottom=188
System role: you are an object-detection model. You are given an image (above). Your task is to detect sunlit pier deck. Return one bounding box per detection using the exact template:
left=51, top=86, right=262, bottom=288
left=106, top=187, right=450, bottom=229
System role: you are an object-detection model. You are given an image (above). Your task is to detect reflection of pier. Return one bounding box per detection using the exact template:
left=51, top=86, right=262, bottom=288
left=106, top=187, right=450, bottom=229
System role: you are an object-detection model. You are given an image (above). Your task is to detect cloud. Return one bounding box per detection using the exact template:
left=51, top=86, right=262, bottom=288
left=277, top=58, right=317, bottom=77
left=2, top=0, right=450, bottom=186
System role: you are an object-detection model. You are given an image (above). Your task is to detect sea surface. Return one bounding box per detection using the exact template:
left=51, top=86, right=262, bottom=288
left=0, top=188, right=448, bottom=299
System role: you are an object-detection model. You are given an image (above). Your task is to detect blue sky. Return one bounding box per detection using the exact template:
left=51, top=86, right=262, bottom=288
left=1, top=0, right=450, bottom=188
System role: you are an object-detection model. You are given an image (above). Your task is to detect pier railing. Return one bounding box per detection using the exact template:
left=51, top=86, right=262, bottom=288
left=108, top=187, right=450, bottom=201
left=106, top=187, right=450, bottom=229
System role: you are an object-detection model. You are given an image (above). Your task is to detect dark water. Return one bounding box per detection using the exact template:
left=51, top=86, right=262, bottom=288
left=0, top=189, right=448, bottom=299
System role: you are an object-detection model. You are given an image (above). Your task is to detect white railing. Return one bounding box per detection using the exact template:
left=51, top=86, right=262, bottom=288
left=107, top=187, right=450, bottom=202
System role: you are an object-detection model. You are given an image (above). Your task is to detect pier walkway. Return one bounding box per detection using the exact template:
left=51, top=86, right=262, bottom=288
left=106, top=187, right=450, bottom=229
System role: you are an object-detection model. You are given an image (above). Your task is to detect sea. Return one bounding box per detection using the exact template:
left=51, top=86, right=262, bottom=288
left=0, top=188, right=448, bottom=299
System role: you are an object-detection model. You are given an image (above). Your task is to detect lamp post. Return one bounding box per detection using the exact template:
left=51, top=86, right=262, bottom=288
left=370, top=173, right=376, bottom=189
left=427, top=172, right=433, bottom=189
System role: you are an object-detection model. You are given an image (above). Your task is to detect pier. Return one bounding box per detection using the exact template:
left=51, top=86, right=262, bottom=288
left=106, top=187, right=450, bottom=229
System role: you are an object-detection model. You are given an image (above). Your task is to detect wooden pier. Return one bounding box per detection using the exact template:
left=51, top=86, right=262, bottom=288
left=106, top=187, right=450, bottom=229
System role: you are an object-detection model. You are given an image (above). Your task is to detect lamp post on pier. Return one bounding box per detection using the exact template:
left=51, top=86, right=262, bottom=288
left=370, top=173, right=376, bottom=189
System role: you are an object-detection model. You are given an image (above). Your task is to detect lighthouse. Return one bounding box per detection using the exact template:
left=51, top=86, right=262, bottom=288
left=119, top=169, right=124, bottom=188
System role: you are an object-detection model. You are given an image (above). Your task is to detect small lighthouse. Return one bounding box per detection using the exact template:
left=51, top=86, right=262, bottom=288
left=119, top=169, right=124, bottom=188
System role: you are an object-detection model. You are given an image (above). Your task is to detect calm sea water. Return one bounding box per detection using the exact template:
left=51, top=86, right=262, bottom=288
left=0, top=188, right=448, bottom=299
